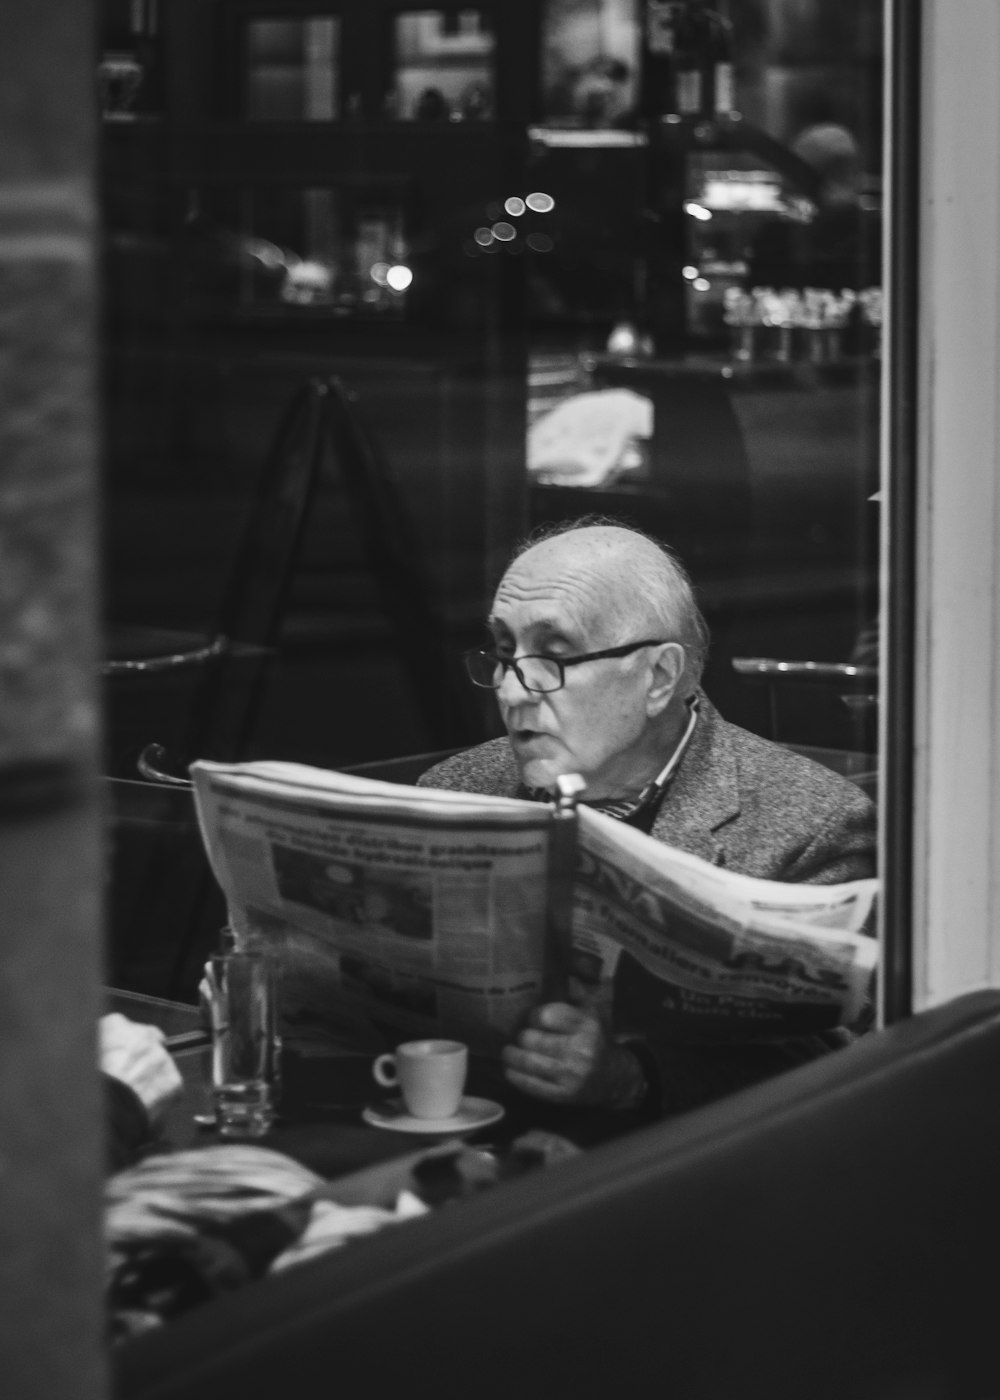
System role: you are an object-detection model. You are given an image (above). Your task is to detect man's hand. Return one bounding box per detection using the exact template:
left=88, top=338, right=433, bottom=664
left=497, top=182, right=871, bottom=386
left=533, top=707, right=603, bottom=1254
left=501, top=1003, right=646, bottom=1109
left=98, top=1013, right=183, bottom=1122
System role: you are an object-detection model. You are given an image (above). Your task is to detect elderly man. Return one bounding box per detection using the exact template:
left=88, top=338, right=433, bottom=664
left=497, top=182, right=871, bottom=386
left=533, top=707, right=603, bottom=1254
left=419, top=520, right=876, bottom=1118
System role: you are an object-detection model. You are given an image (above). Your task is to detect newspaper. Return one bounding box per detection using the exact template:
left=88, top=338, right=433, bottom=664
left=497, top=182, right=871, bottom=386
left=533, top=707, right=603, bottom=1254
left=190, top=759, right=878, bottom=1053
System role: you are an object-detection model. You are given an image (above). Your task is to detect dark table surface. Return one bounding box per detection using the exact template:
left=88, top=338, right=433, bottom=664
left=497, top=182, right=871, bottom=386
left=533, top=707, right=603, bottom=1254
left=105, top=988, right=636, bottom=1185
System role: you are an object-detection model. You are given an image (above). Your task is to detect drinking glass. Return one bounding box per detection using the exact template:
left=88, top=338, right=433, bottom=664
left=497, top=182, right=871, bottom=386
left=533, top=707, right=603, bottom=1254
left=207, top=947, right=279, bottom=1137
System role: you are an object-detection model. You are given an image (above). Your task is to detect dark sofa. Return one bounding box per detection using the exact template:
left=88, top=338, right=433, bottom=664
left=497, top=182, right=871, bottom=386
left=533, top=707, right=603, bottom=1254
left=115, top=990, right=1000, bottom=1400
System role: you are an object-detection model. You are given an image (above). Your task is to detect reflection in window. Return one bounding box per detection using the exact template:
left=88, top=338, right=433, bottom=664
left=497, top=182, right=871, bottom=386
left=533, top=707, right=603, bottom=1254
left=243, top=16, right=340, bottom=121
left=540, top=0, right=640, bottom=129
left=183, top=185, right=409, bottom=316
left=681, top=152, right=790, bottom=344
left=391, top=10, right=494, bottom=121
left=525, top=4, right=884, bottom=770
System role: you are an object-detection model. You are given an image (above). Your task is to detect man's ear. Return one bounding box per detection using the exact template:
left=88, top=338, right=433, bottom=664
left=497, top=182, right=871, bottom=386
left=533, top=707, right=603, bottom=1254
left=646, top=642, right=686, bottom=717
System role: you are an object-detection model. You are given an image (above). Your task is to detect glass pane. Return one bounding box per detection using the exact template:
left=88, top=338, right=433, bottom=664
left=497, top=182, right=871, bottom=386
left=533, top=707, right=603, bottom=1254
left=244, top=16, right=340, bottom=121
left=98, top=0, right=885, bottom=1014
left=180, top=185, right=409, bottom=316
left=529, top=0, right=882, bottom=765
left=541, top=0, right=640, bottom=129
left=391, top=10, right=495, bottom=121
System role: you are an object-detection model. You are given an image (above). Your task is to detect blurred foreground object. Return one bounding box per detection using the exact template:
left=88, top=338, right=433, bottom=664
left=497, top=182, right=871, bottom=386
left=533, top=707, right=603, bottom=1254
left=100, top=1012, right=183, bottom=1121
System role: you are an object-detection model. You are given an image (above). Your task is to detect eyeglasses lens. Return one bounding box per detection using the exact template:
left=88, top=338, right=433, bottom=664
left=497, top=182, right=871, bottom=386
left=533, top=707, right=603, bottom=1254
left=517, top=656, right=562, bottom=692
left=464, top=651, right=563, bottom=692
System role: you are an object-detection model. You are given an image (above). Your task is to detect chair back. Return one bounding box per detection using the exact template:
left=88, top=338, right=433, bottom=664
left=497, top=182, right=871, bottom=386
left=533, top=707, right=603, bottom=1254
left=115, top=991, right=1000, bottom=1400
left=103, top=377, right=330, bottom=775
left=732, top=655, right=878, bottom=788
left=103, top=776, right=225, bottom=998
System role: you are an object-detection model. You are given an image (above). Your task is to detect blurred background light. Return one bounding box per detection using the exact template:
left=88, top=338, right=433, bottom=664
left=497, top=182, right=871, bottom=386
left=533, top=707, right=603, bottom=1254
left=385, top=264, right=413, bottom=291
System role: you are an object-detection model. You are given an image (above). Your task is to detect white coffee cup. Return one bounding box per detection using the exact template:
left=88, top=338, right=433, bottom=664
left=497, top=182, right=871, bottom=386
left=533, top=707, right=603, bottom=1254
left=372, top=1038, right=468, bottom=1119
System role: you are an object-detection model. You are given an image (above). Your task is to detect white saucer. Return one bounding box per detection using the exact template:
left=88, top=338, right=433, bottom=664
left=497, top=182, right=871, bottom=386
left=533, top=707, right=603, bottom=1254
left=362, top=1096, right=505, bottom=1135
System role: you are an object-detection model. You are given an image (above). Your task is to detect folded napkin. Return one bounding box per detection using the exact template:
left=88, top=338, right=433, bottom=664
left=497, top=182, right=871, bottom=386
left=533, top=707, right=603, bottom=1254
left=105, top=1145, right=426, bottom=1341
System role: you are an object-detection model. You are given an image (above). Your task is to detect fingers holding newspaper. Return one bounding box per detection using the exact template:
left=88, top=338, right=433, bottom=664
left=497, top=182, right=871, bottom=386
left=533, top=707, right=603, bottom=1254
left=502, top=1003, right=647, bottom=1110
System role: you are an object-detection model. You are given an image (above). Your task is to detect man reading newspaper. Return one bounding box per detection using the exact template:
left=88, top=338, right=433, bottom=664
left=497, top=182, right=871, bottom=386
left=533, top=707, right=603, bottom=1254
left=419, top=519, right=876, bottom=1117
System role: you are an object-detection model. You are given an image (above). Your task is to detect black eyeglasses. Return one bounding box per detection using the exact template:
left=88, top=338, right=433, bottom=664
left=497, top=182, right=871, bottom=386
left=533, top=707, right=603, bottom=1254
left=463, top=639, right=669, bottom=694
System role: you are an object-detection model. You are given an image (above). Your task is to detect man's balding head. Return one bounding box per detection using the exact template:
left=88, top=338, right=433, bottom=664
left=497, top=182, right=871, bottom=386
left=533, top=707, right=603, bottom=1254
left=485, top=520, right=707, bottom=798
left=509, top=522, right=708, bottom=691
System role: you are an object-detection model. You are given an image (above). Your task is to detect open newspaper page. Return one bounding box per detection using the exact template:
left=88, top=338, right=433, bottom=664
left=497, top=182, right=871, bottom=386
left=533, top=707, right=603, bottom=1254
left=191, top=759, right=879, bottom=1053
left=190, top=760, right=553, bottom=1053
left=572, top=806, right=878, bottom=1038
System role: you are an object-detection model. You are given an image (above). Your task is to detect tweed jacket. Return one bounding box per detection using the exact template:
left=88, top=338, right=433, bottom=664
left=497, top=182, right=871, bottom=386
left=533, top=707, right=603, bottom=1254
left=418, top=694, right=876, bottom=886
left=418, top=696, right=877, bottom=1117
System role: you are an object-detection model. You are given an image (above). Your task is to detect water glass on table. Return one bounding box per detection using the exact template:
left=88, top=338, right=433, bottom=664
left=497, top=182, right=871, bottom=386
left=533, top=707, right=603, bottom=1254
left=205, top=946, right=280, bottom=1138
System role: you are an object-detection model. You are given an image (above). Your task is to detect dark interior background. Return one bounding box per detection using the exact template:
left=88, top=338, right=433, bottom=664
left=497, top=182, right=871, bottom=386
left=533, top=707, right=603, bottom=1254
left=98, top=0, right=883, bottom=994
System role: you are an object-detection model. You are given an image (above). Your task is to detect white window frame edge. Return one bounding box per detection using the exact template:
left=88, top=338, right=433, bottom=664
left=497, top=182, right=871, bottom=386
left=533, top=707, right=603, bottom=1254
left=908, top=0, right=1000, bottom=1006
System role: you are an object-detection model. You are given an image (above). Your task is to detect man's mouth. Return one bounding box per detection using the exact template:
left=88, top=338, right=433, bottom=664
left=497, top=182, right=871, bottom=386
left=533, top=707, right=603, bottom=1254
left=510, top=728, right=553, bottom=750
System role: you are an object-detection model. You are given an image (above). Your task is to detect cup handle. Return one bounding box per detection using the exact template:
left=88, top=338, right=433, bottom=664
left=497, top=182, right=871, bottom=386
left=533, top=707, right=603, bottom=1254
left=372, top=1053, right=398, bottom=1088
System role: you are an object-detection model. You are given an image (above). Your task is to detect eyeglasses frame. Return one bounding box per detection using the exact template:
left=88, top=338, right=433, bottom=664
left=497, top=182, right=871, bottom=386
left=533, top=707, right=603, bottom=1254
left=463, top=638, right=670, bottom=694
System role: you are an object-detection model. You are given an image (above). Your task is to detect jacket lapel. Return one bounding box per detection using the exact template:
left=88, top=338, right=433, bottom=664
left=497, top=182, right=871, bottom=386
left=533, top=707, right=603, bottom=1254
left=648, top=696, right=741, bottom=865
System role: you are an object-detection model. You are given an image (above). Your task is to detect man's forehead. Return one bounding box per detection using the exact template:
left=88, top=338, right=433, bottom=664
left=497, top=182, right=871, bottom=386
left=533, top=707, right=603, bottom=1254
left=491, top=538, right=632, bottom=635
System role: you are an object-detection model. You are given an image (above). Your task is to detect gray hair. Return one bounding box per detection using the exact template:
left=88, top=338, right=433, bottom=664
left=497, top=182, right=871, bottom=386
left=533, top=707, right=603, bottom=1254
left=510, top=516, right=710, bottom=687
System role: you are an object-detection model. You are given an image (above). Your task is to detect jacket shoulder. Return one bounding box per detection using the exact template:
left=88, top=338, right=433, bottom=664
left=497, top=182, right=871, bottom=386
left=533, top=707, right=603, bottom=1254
left=662, top=703, right=876, bottom=883
left=723, top=720, right=876, bottom=882
left=417, top=738, right=520, bottom=797
left=726, top=718, right=871, bottom=809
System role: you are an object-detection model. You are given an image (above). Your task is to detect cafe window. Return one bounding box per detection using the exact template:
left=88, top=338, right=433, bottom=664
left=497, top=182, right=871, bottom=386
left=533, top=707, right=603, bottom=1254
left=540, top=0, right=641, bottom=129
left=99, top=0, right=888, bottom=1008
left=242, top=14, right=342, bottom=121
left=389, top=9, right=495, bottom=121
left=180, top=182, right=411, bottom=316
left=526, top=0, right=882, bottom=770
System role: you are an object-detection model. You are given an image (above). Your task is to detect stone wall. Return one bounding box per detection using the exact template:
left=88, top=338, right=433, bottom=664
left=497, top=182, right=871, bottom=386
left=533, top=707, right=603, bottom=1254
left=0, top=3, right=107, bottom=1397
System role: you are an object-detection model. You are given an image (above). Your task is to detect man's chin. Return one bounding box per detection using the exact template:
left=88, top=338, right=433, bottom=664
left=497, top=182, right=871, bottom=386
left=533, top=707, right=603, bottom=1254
left=514, top=752, right=574, bottom=795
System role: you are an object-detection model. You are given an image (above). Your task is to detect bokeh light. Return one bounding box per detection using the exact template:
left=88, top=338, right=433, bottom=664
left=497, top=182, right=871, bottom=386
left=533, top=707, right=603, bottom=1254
left=526, top=192, right=555, bottom=213
left=386, top=264, right=413, bottom=292
left=491, top=221, right=516, bottom=242
left=504, top=196, right=526, bottom=217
